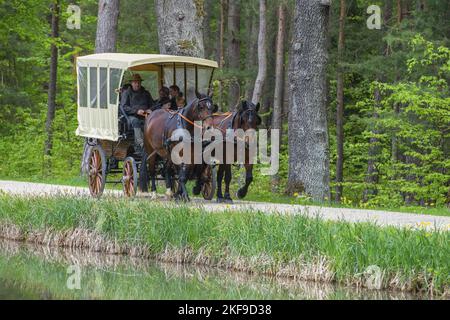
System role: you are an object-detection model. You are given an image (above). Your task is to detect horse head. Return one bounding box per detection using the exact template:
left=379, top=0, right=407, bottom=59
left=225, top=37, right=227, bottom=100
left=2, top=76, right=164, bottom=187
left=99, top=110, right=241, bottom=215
left=186, top=91, right=217, bottom=131
left=236, top=100, right=262, bottom=131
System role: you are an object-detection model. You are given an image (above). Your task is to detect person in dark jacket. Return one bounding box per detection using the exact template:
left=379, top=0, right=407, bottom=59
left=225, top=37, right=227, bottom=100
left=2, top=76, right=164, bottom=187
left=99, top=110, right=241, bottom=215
left=120, top=73, right=153, bottom=153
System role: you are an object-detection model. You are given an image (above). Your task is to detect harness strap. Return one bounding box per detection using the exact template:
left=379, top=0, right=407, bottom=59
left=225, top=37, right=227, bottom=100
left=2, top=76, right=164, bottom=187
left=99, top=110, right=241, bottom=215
left=178, top=112, right=203, bottom=129
left=215, top=112, right=234, bottom=134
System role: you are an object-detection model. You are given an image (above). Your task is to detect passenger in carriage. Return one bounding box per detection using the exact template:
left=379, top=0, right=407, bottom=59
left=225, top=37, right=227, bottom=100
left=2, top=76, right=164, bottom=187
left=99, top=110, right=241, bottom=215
left=120, top=73, right=154, bottom=154
left=176, top=96, right=186, bottom=109
left=169, top=85, right=185, bottom=110
left=151, top=86, right=171, bottom=111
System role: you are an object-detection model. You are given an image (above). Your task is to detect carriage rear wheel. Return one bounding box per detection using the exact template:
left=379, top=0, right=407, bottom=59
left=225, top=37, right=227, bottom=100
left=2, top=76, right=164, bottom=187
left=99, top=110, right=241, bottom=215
left=88, top=145, right=107, bottom=198
left=201, top=165, right=217, bottom=201
left=122, top=157, right=138, bottom=197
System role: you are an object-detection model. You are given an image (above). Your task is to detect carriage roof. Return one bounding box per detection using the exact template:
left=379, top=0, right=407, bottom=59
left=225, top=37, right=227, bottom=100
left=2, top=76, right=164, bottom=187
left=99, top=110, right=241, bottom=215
left=75, top=53, right=218, bottom=142
left=77, top=53, right=218, bottom=70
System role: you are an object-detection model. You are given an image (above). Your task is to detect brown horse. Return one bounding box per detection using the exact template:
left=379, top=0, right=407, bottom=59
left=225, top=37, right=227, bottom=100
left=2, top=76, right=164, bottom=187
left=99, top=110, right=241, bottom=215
left=193, top=100, right=261, bottom=203
left=141, top=92, right=217, bottom=201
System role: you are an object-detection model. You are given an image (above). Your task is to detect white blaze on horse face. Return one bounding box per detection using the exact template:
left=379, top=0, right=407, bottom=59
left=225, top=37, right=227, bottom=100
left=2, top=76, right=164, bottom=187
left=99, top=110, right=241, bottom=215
left=203, top=128, right=224, bottom=165
left=259, top=129, right=280, bottom=176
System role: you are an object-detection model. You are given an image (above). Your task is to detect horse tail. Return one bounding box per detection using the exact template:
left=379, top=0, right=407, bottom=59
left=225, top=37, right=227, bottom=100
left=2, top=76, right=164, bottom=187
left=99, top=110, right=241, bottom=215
left=139, top=151, right=149, bottom=193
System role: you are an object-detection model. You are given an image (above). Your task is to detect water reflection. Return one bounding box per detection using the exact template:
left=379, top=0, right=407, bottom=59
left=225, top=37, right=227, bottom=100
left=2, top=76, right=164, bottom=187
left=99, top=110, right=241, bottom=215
left=0, top=240, right=427, bottom=300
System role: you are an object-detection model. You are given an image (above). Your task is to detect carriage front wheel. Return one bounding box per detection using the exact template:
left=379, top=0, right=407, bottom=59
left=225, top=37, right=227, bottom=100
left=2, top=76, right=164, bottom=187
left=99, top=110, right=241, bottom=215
left=201, top=165, right=217, bottom=201
left=88, top=145, right=107, bottom=198
left=122, top=157, right=138, bottom=197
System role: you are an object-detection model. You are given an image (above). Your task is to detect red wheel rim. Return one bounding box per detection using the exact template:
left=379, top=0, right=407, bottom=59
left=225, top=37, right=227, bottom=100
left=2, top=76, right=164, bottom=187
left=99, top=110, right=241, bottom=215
left=89, top=149, right=103, bottom=196
left=123, top=160, right=135, bottom=197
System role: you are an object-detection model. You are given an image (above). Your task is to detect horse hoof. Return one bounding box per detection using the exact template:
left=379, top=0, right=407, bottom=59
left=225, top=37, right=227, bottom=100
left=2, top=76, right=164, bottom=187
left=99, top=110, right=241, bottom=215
left=217, top=197, right=225, bottom=203
left=150, top=191, right=158, bottom=199
left=224, top=198, right=233, bottom=204
left=237, top=188, right=247, bottom=199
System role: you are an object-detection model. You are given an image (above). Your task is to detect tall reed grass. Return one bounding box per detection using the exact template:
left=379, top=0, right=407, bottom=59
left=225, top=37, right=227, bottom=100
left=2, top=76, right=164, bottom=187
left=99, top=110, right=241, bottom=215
left=0, top=195, right=448, bottom=296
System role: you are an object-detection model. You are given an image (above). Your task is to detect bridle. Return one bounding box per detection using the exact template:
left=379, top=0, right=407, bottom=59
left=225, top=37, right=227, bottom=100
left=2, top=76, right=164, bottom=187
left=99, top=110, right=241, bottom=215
left=171, top=96, right=215, bottom=130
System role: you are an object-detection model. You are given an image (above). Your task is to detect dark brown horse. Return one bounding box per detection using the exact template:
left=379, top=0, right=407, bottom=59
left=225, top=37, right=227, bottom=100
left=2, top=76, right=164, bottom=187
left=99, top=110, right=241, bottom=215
left=193, top=100, right=261, bottom=203
left=141, top=92, right=217, bottom=201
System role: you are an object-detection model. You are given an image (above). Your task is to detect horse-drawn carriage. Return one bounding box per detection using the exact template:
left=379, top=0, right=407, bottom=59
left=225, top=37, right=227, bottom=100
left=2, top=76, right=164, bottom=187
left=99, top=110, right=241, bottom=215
left=75, top=53, right=218, bottom=199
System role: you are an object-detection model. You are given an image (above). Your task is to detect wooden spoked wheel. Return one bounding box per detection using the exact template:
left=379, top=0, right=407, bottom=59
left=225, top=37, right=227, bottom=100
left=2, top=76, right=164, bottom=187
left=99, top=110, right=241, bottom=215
left=122, top=157, right=138, bottom=197
left=201, top=165, right=217, bottom=200
left=88, top=145, right=106, bottom=198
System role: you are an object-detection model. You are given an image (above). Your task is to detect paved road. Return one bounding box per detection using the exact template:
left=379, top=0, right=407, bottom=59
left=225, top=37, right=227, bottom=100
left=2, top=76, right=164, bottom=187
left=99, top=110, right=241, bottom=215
left=1, top=180, right=449, bottom=231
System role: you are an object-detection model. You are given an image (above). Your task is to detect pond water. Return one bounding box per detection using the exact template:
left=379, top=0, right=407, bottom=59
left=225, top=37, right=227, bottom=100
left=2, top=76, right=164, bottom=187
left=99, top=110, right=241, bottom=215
left=0, top=239, right=426, bottom=300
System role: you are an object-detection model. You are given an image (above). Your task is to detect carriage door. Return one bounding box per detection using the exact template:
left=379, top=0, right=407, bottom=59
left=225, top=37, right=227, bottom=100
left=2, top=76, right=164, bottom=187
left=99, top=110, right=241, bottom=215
left=76, top=63, right=124, bottom=141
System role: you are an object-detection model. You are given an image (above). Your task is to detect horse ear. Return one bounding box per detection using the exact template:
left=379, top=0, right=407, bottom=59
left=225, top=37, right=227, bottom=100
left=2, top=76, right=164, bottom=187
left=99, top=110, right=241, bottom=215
left=255, top=102, right=260, bottom=112
left=196, top=90, right=201, bottom=99
left=241, top=100, right=248, bottom=110
left=213, top=104, right=219, bottom=113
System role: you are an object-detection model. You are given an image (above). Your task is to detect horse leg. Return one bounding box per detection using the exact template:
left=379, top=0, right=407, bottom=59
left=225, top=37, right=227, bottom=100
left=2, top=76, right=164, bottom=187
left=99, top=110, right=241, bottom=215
left=237, top=164, right=253, bottom=199
left=165, top=163, right=174, bottom=200
left=223, top=164, right=233, bottom=203
left=148, top=152, right=157, bottom=199
left=178, top=163, right=190, bottom=202
left=192, top=164, right=203, bottom=195
left=139, top=151, right=149, bottom=193
left=216, top=164, right=225, bottom=203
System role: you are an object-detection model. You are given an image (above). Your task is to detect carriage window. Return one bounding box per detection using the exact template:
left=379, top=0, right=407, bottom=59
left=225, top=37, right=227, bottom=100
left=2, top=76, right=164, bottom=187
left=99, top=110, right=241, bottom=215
left=186, top=67, right=196, bottom=102
left=176, top=67, right=185, bottom=96
left=78, top=67, right=87, bottom=108
left=198, top=67, right=213, bottom=95
left=109, top=68, right=122, bottom=105
left=89, top=67, right=98, bottom=108
left=163, top=66, right=174, bottom=87
left=99, top=68, right=107, bottom=109
left=140, top=71, right=159, bottom=98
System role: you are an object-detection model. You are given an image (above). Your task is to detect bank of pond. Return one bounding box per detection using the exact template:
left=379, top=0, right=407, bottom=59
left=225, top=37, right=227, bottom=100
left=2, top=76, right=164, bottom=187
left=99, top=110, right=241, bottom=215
left=0, top=195, right=448, bottom=297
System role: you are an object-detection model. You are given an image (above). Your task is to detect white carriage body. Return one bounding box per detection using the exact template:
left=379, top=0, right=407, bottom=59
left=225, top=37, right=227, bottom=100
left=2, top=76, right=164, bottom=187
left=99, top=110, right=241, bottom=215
left=75, top=53, right=218, bottom=141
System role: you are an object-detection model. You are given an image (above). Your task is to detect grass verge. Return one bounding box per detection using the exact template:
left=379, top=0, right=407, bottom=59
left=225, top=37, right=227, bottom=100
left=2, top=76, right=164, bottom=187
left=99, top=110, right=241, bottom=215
left=0, top=194, right=448, bottom=296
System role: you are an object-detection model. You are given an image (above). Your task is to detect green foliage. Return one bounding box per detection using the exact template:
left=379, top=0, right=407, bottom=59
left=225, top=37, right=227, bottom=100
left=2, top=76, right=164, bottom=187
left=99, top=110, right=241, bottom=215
left=0, top=0, right=448, bottom=211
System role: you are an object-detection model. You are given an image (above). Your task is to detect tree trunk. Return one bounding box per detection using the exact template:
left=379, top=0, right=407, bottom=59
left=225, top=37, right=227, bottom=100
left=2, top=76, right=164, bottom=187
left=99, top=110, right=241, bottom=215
left=203, top=0, right=212, bottom=59
left=286, top=0, right=331, bottom=201
left=363, top=0, right=392, bottom=201
left=217, top=0, right=227, bottom=110
left=81, top=0, right=120, bottom=176
left=227, top=0, right=241, bottom=109
left=251, top=0, right=267, bottom=104
left=271, top=3, right=286, bottom=192
left=44, top=0, right=60, bottom=175
left=155, top=0, right=205, bottom=58
left=397, top=0, right=403, bottom=23
left=95, top=0, right=120, bottom=53
left=245, top=12, right=258, bottom=101
left=335, top=0, right=346, bottom=203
